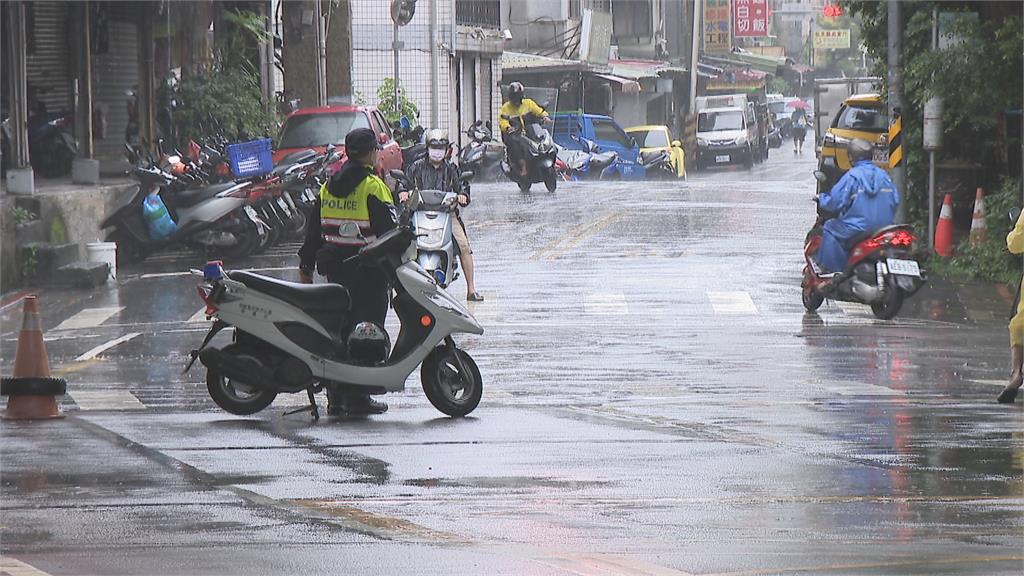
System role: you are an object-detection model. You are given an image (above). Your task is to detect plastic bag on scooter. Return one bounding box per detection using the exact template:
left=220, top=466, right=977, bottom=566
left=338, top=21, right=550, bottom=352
left=142, top=192, right=177, bottom=240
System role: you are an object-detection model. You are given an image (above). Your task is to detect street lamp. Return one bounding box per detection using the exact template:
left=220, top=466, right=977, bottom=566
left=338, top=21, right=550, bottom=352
left=390, top=0, right=417, bottom=113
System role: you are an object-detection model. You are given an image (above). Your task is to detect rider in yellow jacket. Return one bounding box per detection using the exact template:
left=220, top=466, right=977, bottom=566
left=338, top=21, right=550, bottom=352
left=499, top=82, right=550, bottom=176
left=999, top=209, right=1024, bottom=403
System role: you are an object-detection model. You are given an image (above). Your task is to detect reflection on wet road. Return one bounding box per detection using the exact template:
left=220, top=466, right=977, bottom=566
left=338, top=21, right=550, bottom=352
left=2, top=149, right=1022, bottom=575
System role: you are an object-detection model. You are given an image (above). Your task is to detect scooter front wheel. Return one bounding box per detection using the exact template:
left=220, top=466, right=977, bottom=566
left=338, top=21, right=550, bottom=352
left=421, top=347, right=482, bottom=417
left=802, top=287, right=824, bottom=312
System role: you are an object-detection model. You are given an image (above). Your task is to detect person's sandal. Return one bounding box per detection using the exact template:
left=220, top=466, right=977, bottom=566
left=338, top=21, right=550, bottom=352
left=997, top=387, right=1019, bottom=404
left=467, top=292, right=484, bottom=302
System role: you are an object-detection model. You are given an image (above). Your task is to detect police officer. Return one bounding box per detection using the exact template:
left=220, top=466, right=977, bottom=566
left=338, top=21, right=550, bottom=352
left=298, top=127, right=394, bottom=415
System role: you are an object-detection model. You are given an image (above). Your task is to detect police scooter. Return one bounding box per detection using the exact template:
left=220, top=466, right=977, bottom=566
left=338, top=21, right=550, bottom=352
left=185, top=196, right=484, bottom=419
left=389, top=169, right=472, bottom=288
left=459, top=120, right=504, bottom=181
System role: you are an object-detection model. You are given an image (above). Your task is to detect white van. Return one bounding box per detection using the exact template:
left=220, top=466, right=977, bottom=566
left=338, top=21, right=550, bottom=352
left=694, top=94, right=758, bottom=170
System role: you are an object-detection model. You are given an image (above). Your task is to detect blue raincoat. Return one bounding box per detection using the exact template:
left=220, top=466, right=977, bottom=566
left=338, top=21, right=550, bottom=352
left=817, top=160, right=900, bottom=272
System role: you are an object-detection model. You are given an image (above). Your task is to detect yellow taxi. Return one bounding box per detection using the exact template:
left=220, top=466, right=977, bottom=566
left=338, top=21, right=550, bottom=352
left=625, top=125, right=687, bottom=180
left=818, top=93, right=889, bottom=190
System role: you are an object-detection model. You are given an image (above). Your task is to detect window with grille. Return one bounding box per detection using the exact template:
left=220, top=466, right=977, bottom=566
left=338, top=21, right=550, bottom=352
left=455, top=0, right=500, bottom=28
left=610, top=0, right=652, bottom=39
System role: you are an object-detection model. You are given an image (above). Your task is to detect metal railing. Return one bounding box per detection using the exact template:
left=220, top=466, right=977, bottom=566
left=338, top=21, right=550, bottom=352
left=455, top=0, right=500, bottom=28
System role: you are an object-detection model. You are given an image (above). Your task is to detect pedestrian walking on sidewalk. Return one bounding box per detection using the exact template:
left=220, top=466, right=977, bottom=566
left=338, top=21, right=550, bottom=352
left=791, top=108, right=808, bottom=155
left=998, top=209, right=1024, bottom=403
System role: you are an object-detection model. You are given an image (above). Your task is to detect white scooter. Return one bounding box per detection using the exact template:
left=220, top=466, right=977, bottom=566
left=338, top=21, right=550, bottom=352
left=184, top=198, right=484, bottom=419
left=390, top=169, right=472, bottom=288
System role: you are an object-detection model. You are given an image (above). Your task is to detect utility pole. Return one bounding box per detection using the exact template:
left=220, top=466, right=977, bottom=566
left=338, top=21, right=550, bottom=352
left=887, top=0, right=906, bottom=223
left=429, top=0, right=438, bottom=128
left=688, top=0, right=701, bottom=116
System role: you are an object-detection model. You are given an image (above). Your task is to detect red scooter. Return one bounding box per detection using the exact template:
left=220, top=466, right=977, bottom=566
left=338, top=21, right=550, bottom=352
left=802, top=171, right=927, bottom=320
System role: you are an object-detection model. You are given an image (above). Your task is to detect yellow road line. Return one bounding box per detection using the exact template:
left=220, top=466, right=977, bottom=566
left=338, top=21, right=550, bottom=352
left=0, top=556, right=54, bottom=576
left=705, top=554, right=1024, bottom=576
left=531, top=212, right=626, bottom=261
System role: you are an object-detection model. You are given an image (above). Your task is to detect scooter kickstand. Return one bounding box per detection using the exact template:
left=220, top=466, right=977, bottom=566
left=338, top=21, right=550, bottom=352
left=283, top=387, right=320, bottom=421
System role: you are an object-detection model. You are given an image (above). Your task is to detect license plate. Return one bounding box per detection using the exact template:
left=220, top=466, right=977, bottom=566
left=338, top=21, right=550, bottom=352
left=715, top=155, right=730, bottom=163
left=873, top=148, right=889, bottom=164
left=887, top=258, right=920, bottom=277
left=243, top=205, right=258, bottom=220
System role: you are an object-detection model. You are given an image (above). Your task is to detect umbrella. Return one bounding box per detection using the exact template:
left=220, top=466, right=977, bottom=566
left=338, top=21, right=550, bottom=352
left=788, top=99, right=809, bottom=110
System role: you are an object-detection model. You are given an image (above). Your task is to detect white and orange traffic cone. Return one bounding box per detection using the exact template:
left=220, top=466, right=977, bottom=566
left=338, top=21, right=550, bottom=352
left=969, top=187, right=986, bottom=246
left=1, top=296, right=66, bottom=420
left=934, top=193, right=955, bottom=257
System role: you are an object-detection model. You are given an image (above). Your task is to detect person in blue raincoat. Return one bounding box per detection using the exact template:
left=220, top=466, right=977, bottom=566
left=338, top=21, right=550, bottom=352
left=816, top=138, right=900, bottom=273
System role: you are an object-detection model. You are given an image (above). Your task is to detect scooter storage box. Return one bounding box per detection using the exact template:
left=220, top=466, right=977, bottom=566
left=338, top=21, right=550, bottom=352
left=227, top=138, right=273, bottom=178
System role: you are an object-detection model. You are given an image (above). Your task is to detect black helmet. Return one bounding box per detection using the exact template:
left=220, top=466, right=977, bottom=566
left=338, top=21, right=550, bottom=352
left=347, top=321, right=391, bottom=365
left=847, top=138, right=873, bottom=164
left=508, top=82, right=524, bottom=104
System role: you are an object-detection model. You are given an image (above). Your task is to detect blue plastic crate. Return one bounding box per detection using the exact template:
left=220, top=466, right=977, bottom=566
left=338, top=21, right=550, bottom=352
left=226, top=138, right=273, bottom=178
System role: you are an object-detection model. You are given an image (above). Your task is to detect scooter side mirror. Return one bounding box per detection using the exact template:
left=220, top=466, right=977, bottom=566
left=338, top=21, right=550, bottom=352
left=407, top=190, right=421, bottom=211
left=460, top=171, right=475, bottom=182
left=389, top=169, right=408, bottom=182
left=813, top=170, right=827, bottom=183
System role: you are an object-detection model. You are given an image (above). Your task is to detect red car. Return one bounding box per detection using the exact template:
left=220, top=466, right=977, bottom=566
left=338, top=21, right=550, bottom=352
left=273, top=105, right=403, bottom=177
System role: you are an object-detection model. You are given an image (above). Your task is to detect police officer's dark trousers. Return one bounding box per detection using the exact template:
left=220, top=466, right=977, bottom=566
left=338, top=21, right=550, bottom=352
left=316, top=245, right=389, bottom=328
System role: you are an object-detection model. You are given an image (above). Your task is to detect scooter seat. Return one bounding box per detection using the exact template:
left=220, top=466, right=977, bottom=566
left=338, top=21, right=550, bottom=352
left=227, top=271, right=350, bottom=314
left=272, top=149, right=317, bottom=175
left=173, top=183, right=239, bottom=207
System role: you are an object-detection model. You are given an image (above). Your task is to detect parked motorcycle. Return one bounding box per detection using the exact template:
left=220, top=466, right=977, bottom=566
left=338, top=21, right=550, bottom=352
left=556, top=136, right=619, bottom=181
left=101, top=146, right=264, bottom=264
left=501, top=121, right=557, bottom=193
left=185, top=210, right=484, bottom=419
left=28, top=108, right=78, bottom=178
left=459, top=120, right=504, bottom=181
left=390, top=169, right=473, bottom=288
left=640, top=149, right=676, bottom=180
left=801, top=171, right=926, bottom=319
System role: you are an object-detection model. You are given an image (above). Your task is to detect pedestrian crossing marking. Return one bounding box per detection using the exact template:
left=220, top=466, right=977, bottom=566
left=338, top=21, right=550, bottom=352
left=69, top=390, right=146, bottom=411
left=584, top=292, right=628, bottom=315
left=53, top=306, right=124, bottom=331
left=707, top=291, right=758, bottom=314
left=75, top=332, right=142, bottom=361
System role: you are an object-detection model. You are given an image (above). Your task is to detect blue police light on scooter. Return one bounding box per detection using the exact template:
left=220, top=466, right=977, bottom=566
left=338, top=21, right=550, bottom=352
left=434, top=269, right=446, bottom=285
left=203, top=260, right=224, bottom=281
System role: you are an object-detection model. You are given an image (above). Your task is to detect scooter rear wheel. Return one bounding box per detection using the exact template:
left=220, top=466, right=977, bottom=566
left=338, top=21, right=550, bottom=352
left=421, top=347, right=482, bottom=417
left=544, top=169, right=557, bottom=192
left=870, top=277, right=904, bottom=320
left=206, top=348, right=278, bottom=415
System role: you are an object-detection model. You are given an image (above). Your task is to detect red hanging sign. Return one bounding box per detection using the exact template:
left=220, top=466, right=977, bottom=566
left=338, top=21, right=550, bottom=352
left=733, top=0, right=769, bottom=38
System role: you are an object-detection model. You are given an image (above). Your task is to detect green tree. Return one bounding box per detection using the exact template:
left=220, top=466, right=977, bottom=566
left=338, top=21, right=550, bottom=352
left=846, top=1, right=1023, bottom=281
left=376, top=78, right=420, bottom=126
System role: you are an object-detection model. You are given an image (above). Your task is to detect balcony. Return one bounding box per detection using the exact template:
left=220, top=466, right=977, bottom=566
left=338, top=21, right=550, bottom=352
left=456, top=0, right=501, bottom=28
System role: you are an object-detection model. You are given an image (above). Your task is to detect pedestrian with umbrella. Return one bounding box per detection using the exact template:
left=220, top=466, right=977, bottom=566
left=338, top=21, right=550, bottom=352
left=790, top=99, right=810, bottom=155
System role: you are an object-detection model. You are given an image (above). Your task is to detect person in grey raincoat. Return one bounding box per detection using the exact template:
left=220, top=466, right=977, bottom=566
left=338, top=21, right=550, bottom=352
left=817, top=138, right=900, bottom=273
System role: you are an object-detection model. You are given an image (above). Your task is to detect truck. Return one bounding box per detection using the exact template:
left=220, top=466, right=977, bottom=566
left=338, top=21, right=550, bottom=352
left=812, top=77, right=882, bottom=155
left=693, top=93, right=761, bottom=170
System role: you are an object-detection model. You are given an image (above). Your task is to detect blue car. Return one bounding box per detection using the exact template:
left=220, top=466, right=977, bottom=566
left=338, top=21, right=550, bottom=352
left=552, top=113, right=646, bottom=180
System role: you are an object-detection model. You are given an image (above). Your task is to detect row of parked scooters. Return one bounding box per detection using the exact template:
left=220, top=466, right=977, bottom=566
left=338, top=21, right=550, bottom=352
left=101, top=141, right=339, bottom=264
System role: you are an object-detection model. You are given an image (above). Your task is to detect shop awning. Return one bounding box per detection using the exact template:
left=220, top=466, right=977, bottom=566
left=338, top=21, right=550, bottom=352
left=593, top=73, right=641, bottom=94
left=502, top=51, right=609, bottom=74
left=608, top=58, right=687, bottom=81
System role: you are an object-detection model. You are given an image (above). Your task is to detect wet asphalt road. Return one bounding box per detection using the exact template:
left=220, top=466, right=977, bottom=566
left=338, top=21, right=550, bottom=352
left=2, top=148, right=1022, bottom=575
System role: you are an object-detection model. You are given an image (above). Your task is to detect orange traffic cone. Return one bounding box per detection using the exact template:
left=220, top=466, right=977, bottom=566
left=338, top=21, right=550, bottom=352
left=969, top=187, right=986, bottom=246
left=1, top=296, right=66, bottom=420
left=934, top=193, right=955, bottom=257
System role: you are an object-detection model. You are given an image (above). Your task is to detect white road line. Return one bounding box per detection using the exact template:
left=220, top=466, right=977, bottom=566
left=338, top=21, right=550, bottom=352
left=53, top=306, right=124, bottom=331
left=75, top=332, right=142, bottom=361
left=69, top=390, right=146, bottom=411
left=0, top=556, right=55, bottom=576
left=584, top=292, right=628, bottom=315
left=188, top=307, right=210, bottom=323
left=707, top=291, right=758, bottom=314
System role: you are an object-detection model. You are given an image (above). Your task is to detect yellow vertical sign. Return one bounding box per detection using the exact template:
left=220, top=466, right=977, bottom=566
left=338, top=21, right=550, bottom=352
left=888, top=113, right=903, bottom=169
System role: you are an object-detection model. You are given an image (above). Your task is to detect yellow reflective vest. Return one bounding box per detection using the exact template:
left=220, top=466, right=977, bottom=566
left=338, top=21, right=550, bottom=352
left=499, top=98, right=548, bottom=133
left=319, top=168, right=393, bottom=246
